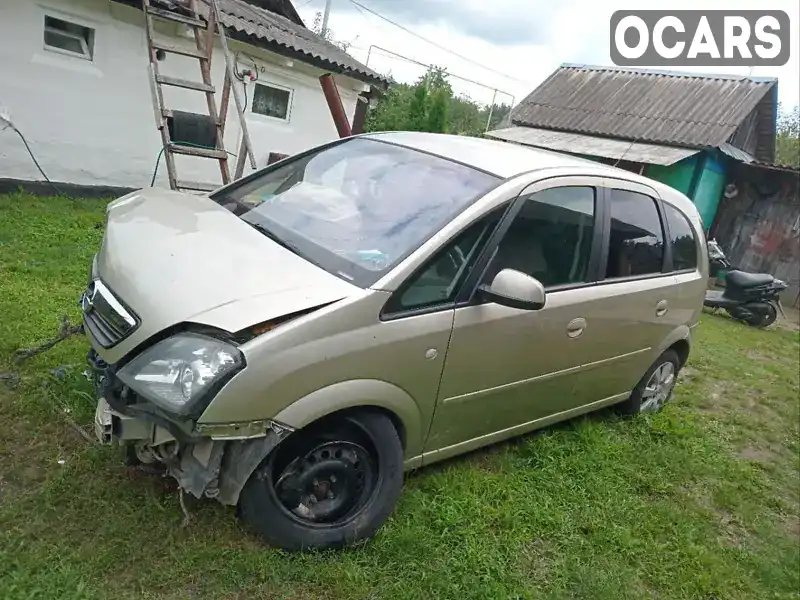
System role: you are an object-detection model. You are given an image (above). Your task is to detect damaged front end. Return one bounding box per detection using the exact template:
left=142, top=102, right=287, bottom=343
left=88, top=349, right=292, bottom=505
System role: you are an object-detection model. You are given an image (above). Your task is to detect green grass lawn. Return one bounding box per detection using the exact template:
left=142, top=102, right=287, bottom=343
left=1, top=192, right=798, bottom=600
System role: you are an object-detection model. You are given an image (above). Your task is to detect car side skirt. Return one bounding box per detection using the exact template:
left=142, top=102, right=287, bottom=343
left=405, top=391, right=630, bottom=469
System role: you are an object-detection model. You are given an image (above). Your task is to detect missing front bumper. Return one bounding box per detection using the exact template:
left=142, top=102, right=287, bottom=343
left=93, top=396, right=175, bottom=446
left=93, top=395, right=289, bottom=505
left=88, top=350, right=291, bottom=505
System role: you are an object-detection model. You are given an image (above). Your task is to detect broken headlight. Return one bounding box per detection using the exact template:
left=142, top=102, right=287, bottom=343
left=117, top=333, right=244, bottom=416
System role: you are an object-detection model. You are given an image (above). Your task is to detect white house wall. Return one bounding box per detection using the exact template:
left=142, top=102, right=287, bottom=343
left=0, top=0, right=363, bottom=190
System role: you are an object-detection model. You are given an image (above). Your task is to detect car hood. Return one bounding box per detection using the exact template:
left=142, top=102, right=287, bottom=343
left=93, top=188, right=358, bottom=362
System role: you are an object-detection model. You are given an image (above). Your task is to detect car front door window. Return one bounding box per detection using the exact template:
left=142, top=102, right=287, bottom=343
left=385, top=207, right=507, bottom=314
left=481, top=186, right=596, bottom=288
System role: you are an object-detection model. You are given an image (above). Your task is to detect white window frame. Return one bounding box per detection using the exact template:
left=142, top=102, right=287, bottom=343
left=43, top=15, right=94, bottom=61
left=249, top=80, right=294, bottom=123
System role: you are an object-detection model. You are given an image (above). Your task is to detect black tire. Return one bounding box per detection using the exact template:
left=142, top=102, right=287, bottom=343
left=616, top=350, right=680, bottom=416
left=727, top=303, right=778, bottom=328
left=238, top=410, right=403, bottom=551
left=749, top=303, right=777, bottom=328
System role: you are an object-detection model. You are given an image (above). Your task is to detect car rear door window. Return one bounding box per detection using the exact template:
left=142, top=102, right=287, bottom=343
left=664, top=203, right=698, bottom=271
left=605, top=190, right=665, bottom=278
left=482, top=187, right=596, bottom=288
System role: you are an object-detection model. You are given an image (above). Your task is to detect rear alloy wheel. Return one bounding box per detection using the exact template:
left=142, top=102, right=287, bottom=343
left=238, top=411, right=403, bottom=551
left=617, top=350, right=680, bottom=416
left=639, top=361, right=676, bottom=413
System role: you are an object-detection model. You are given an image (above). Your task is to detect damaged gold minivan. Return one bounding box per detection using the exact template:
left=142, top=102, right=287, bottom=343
left=84, top=132, right=707, bottom=550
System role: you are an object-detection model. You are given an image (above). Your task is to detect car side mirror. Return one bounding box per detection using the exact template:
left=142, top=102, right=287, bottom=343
left=478, top=268, right=546, bottom=310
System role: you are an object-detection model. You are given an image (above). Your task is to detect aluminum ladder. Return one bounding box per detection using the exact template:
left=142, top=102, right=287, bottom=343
left=142, top=0, right=256, bottom=192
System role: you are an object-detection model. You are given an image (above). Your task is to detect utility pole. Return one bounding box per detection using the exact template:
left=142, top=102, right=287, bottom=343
left=321, top=0, right=332, bottom=37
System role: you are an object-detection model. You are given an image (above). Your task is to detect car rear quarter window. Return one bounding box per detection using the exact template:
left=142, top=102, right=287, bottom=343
left=663, top=203, right=698, bottom=271
left=606, top=190, right=665, bottom=278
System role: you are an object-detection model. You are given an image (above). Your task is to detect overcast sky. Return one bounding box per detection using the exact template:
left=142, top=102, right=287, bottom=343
left=296, top=0, right=800, bottom=111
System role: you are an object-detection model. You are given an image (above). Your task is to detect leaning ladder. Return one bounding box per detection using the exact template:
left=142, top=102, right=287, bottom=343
left=142, top=0, right=256, bottom=192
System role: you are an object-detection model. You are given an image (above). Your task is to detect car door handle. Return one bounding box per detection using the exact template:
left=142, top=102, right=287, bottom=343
left=655, top=300, right=669, bottom=317
left=567, top=317, right=586, bottom=338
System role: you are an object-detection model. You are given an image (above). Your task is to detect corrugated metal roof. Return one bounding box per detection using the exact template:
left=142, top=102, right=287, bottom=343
left=720, top=143, right=799, bottom=172
left=487, top=126, right=699, bottom=166
left=719, top=142, right=757, bottom=164
left=511, top=64, right=777, bottom=148
left=217, top=0, right=387, bottom=85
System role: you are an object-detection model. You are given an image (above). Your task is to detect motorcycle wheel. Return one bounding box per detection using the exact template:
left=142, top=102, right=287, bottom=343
left=751, top=303, right=778, bottom=328
left=729, top=303, right=777, bottom=328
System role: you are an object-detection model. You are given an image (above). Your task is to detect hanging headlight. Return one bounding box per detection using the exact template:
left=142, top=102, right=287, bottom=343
left=116, top=333, right=244, bottom=416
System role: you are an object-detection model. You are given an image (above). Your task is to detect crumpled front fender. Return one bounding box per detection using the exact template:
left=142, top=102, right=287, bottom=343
left=171, top=430, right=286, bottom=505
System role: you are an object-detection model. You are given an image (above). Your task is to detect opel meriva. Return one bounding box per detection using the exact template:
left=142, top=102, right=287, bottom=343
left=84, top=132, right=707, bottom=550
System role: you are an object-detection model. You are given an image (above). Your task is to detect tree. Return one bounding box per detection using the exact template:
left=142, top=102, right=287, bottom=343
left=310, top=11, right=357, bottom=53
left=485, top=102, right=512, bottom=130
left=775, top=104, right=799, bottom=168
left=426, top=86, right=449, bottom=133
left=364, top=66, right=513, bottom=137
left=448, top=93, right=484, bottom=135
left=407, top=82, right=429, bottom=131
left=366, top=67, right=451, bottom=134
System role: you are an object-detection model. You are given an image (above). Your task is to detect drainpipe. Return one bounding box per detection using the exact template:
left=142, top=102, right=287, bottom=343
left=319, top=73, right=352, bottom=138
left=351, top=92, right=370, bottom=135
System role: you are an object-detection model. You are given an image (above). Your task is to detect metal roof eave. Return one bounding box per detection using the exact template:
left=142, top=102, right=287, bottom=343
left=487, top=127, right=700, bottom=166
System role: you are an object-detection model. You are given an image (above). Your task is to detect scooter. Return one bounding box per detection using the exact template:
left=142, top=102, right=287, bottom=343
left=703, top=239, right=787, bottom=328
left=707, top=239, right=731, bottom=277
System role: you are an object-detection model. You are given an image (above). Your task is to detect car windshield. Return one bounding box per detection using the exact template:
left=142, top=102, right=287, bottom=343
left=212, top=138, right=499, bottom=287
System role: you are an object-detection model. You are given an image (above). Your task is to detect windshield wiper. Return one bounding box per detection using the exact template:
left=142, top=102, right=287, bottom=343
left=244, top=221, right=329, bottom=272
left=245, top=221, right=303, bottom=256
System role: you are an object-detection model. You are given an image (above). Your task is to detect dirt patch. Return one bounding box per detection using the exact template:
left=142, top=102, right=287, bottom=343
left=679, top=484, right=750, bottom=549
left=696, top=380, right=740, bottom=414
left=775, top=306, right=800, bottom=333
left=464, top=446, right=506, bottom=473
left=746, top=350, right=782, bottom=363
left=781, top=514, right=800, bottom=539
left=678, top=366, right=699, bottom=382
left=0, top=394, right=91, bottom=503
left=718, top=510, right=748, bottom=548
left=736, top=445, right=781, bottom=465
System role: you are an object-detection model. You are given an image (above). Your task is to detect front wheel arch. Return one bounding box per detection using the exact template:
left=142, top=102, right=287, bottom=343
left=238, top=409, right=405, bottom=551
left=273, top=379, right=423, bottom=460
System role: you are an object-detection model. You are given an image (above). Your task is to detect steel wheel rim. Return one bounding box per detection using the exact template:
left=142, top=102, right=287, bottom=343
left=640, top=362, right=676, bottom=413
left=269, top=437, right=378, bottom=527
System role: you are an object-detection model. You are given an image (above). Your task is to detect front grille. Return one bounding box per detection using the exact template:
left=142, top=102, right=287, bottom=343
left=81, top=280, right=138, bottom=348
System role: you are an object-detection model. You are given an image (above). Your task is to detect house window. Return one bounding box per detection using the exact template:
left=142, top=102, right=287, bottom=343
left=44, top=16, right=94, bottom=60
left=252, top=83, right=292, bottom=120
